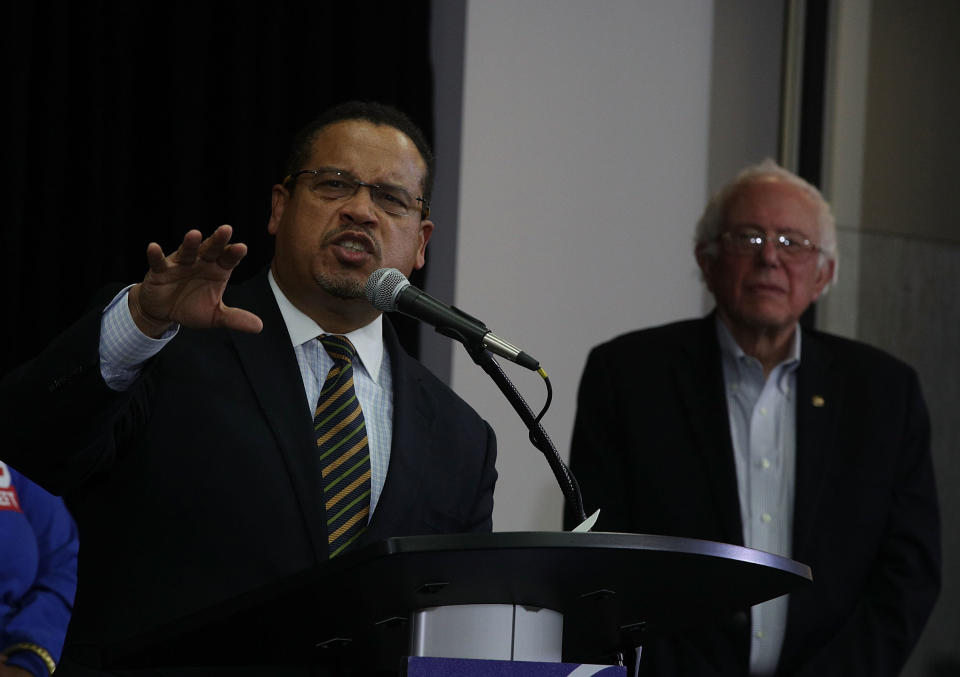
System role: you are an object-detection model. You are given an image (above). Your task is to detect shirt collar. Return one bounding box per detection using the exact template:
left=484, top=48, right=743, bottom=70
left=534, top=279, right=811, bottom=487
left=268, top=270, right=386, bottom=384
left=714, top=314, right=801, bottom=391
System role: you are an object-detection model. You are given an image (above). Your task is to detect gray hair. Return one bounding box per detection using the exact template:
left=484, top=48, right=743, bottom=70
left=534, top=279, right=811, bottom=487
left=694, top=159, right=839, bottom=288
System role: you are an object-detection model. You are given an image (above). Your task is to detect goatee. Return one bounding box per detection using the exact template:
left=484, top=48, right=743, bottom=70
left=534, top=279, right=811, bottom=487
left=315, top=272, right=367, bottom=300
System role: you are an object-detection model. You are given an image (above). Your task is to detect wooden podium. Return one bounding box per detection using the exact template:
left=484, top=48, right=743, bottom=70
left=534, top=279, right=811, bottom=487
left=101, top=532, right=811, bottom=673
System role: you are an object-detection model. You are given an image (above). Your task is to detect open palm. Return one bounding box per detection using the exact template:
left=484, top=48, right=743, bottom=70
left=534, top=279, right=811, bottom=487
left=130, top=225, right=263, bottom=337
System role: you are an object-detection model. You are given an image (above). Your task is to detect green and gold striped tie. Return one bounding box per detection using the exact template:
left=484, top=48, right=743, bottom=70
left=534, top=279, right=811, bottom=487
left=315, top=335, right=371, bottom=557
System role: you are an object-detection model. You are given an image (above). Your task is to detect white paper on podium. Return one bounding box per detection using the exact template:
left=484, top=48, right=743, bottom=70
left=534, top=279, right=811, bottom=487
left=570, top=509, right=600, bottom=532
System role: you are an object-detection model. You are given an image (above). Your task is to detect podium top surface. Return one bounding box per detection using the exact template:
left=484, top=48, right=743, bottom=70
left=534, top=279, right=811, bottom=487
left=105, top=531, right=812, bottom=668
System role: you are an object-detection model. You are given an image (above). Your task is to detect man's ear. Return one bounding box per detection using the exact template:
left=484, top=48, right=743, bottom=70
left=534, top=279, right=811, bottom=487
left=268, top=184, right=289, bottom=235
left=812, top=257, right=836, bottom=299
left=695, top=245, right=716, bottom=294
left=413, top=219, right=435, bottom=270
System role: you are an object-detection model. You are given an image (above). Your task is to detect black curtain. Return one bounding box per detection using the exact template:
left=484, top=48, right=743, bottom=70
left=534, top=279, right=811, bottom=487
left=3, top=1, right=434, bottom=376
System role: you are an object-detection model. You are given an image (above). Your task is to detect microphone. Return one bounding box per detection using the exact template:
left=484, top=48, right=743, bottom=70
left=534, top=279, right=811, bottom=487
left=365, top=268, right=539, bottom=371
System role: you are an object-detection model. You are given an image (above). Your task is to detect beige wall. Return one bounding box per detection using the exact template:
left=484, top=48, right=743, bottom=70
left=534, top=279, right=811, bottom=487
left=860, top=1, right=960, bottom=245
left=449, top=0, right=716, bottom=531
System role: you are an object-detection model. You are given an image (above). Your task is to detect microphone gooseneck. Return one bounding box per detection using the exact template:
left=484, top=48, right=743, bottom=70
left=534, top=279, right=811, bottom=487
left=364, top=267, right=586, bottom=525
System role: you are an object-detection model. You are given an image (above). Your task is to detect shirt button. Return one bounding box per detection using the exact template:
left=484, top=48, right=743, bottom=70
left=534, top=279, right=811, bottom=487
left=761, top=459, right=771, bottom=470
left=755, top=630, right=764, bottom=639
left=761, top=513, right=772, bottom=523
left=759, top=406, right=768, bottom=416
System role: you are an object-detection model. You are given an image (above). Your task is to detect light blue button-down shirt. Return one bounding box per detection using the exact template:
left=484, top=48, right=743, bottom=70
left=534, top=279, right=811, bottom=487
left=98, top=273, right=394, bottom=517
left=717, top=317, right=799, bottom=677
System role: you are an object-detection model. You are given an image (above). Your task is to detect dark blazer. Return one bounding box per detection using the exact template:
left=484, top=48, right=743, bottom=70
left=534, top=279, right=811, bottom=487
left=1, top=271, right=497, bottom=658
left=565, top=315, right=939, bottom=677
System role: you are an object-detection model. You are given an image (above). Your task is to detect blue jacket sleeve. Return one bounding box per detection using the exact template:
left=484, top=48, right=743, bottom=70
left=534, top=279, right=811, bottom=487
left=1, top=468, right=78, bottom=676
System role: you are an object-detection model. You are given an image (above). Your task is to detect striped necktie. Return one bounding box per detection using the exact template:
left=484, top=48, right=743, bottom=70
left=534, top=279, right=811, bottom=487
left=315, top=335, right=372, bottom=557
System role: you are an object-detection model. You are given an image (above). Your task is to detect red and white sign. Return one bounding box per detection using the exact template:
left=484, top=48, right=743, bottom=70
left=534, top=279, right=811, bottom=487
left=0, top=461, right=22, bottom=511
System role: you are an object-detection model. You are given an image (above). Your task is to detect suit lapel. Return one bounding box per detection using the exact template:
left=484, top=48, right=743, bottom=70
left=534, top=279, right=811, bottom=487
left=361, top=319, right=433, bottom=544
left=792, top=329, right=843, bottom=561
left=780, top=329, right=844, bottom=670
left=224, top=272, right=329, bottom=561
left=674, top=316, right=744, bottom=545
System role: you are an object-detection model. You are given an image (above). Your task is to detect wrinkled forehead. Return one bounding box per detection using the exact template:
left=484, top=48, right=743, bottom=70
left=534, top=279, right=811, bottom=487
left=724, top=177, right=819, bottom=234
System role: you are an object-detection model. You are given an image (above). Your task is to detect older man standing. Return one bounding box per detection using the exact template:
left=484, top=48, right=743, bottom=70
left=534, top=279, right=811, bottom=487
left=566, top=160, right=940, bottom=676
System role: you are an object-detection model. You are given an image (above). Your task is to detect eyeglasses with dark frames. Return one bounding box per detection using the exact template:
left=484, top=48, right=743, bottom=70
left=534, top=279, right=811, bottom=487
left=283, top=167, right=430, bottom=219
left=719, top=228, right=819, bottom=259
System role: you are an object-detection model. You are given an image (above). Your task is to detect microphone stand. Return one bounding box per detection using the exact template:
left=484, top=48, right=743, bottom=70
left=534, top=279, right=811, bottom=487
left=462, top=342, right=586, bottom=525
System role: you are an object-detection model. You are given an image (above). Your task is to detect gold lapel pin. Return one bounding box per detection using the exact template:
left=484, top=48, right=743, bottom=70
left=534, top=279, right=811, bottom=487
left=812, top=395, right=825, bottom=407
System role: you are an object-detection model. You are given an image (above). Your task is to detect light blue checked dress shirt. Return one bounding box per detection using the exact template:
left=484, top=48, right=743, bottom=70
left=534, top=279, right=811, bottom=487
left=717, top=317, right=799, bottom=677
left=98, top=273, right=394, bottom=518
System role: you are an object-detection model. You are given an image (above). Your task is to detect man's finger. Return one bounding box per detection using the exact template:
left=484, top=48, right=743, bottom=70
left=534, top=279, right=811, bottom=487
left=218, top=243, right=249, bottom=270
left=196, top=225, right=235, bottom=263
left=146, top=242, right=168, bottom=273
left=174, top=230, right=204, bottom=266
left=219, top=306, right=263, bottom=334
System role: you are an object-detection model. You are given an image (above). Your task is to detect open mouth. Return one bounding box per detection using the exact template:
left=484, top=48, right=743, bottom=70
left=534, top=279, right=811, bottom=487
left=329, top=230, right=377, bottom=256
left=338, top=239, right=369, bottom=253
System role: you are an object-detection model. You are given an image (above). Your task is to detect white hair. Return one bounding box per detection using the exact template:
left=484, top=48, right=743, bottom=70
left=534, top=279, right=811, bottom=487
left=694, top=159, right=839, bottom=289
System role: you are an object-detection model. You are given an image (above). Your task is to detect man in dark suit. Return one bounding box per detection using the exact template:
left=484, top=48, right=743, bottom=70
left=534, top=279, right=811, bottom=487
left=565, top=160, right=939, bottom=676
left=1, top=102, right=497, bottom=673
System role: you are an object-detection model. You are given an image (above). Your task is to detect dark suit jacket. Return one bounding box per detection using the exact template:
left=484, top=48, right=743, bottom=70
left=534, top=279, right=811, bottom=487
left=0, top=271, right=497, bottom=661
left=564, top=315, right=939, bottom=677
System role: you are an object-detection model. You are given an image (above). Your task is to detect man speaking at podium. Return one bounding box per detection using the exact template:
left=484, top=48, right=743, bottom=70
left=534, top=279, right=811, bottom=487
left=0, top=101, right=497, bottom=672
left=566, top=161, right=939, bottom=676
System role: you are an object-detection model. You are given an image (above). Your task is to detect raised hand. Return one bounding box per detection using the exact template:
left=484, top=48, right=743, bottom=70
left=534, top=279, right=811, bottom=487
left=128, top=225, right=264, bottom=337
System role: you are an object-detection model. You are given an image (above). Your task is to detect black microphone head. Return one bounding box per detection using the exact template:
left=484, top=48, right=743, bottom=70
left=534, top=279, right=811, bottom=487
left=365, top=268, right=410, bottom=312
